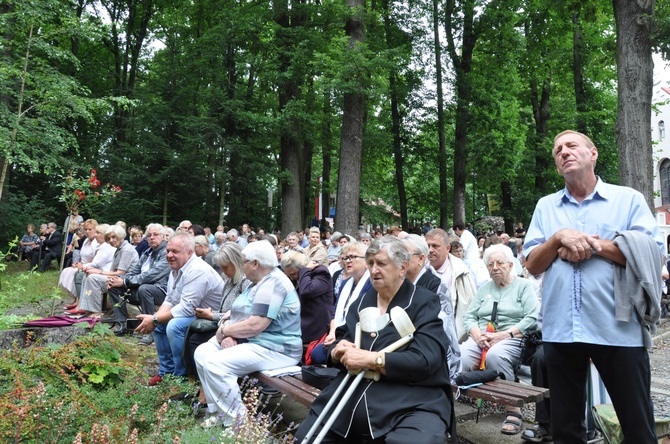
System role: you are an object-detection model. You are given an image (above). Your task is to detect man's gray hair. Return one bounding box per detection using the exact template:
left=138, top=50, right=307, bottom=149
left=357, top=231, right=372, bottom=240
left=242, top=240, right=278, bottom=268
left=482, top=244, right=515, bottom=266
left=194, top=235, right=209, bottom=247
left=145, top=223, right=165, bottom=235
left=366, top=235, right=410, bottom=268
left=171, top=232, right=195, bottom=251
left=227, top=228, right=239, bottom=237
left=403, top=234, right=429, bottom=257
left=425, top=228, right=450, bottom=244
left=214, top=231, right=226, bottom=240
left=48, top=222, right=57, bottom=230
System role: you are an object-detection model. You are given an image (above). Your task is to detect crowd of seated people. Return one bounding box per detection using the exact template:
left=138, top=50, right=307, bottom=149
left=21, top=216, right=558, bottom=436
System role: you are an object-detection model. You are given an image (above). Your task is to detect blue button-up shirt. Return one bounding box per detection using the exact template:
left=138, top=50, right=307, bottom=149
left=523, top=178, right=663, bottom=347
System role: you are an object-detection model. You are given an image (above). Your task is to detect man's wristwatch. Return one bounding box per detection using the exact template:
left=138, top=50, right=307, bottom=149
left=507, top=329, right=514, bottom=338
left=152, top=315, right=159, bottom=326
left=375, top=353, right=384, bottom=372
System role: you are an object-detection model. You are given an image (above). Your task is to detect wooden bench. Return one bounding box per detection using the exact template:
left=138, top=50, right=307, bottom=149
left=252, top=371, right=549, bottom=409
left=454, top=378, right=549, bottom=407
left=252, top=371, right=320, bottom=408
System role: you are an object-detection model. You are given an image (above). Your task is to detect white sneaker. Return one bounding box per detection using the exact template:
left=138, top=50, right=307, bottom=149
left=200, top=415, right=221, bottom=428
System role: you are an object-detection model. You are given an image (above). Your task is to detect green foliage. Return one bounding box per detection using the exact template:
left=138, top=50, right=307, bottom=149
left=0, top=330, right=296, bottom=443
left=0, top=333, right=194, bottom=443
left=0, top=187, right=59, bottom=249
left=0, top=0, right=644, bottom=234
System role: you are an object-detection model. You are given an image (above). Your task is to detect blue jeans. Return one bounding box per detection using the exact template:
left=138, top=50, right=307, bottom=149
left=153, top=316, right=194, bottom=377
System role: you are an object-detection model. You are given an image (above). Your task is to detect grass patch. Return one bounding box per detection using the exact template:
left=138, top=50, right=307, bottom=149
left=0, top=261, right=62, bottom=328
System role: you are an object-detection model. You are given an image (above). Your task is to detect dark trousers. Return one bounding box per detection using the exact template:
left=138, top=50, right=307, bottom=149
left=530, top=345, right=551, bottom=428
left=29, top=249, right=41, bottom=269
left=37, top=251, right=58, bottom=271
left=295, top=409, right=447, bottom=444
left=108, top=284, right=166, bottom=322
left=544, top=342, right=657, bottom=444
left=183, top=329, right=217, bottom=378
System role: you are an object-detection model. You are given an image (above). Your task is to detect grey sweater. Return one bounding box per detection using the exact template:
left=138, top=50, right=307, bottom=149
left=613, top=230, right=663, bottom=349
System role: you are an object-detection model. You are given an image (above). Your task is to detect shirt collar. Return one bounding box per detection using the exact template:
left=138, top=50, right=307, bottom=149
left=557, top=176, right=607, bottom=205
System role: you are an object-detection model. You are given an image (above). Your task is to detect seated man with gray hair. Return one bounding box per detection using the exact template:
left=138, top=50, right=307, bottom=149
left=227, top=228, right=248, bottom=247
left=104, top=223, right=171, bottom=340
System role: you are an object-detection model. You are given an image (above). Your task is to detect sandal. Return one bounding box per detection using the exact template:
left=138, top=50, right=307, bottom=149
left=501, top=411, right=523, bottom=435
left=521, top=424, right=552, bottom=442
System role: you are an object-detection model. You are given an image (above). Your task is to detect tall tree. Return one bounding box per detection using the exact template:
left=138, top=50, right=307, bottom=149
left=613, top=0, right=654, bottom=207
left=335, top=0, right=367, bottom=235
left=445, top=0, right=481, bottom=226
left=433, top=0, right=449, bottom=228
left=382, top=0, right=408, bottom=231
left=275, top=0, right=308, bottom=233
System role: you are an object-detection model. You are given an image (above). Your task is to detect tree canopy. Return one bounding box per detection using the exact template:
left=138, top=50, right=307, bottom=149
left=0, top=0, right=668, bottom=245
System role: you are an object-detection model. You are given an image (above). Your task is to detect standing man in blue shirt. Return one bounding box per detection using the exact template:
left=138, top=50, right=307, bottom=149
left=524, top=130, right=663, bottom=444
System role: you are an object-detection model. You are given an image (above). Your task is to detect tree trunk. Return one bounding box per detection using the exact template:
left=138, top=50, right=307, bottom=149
left=530, top=77, right=551, bottom=195
left=446, top=0, right=478, bottom=227
left=321, top=93, right=333, bottom=223
left=500, top=180, right=513, bottom=234
left=433, top=0, right=448, bottom=228
left=613, top=0, right=654, bottom=209
left=572, top=5, right=588, bottom=134
left=335, top=0, right=366, bottom=235
left=384, top=0, right=408, bottom=231
left=303, top=81, right=316, bottom=228
left=0, top=22, right=32, bottom=203
left=275, top=0, right=305, bottom=233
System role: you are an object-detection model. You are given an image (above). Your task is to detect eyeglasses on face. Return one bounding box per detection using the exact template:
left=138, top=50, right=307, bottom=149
left=487, top=260, right=508, bottom=269
left=343, top=255, right=365, bottom=262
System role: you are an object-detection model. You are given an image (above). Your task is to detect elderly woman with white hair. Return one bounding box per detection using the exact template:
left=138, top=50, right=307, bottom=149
left=194, top=240, right=302, bottom=428
left=459, top=243, right=538, bottom=436
left=67, top=224, right=139, bottom=316
left=295, top=236, right=455, bottom=443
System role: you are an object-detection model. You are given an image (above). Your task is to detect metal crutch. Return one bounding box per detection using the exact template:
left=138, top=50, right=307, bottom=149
left=301, top=308, right=377, bottom=444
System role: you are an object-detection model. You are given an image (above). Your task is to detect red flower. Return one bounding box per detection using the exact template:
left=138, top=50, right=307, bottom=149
left=115, top=186, right=122, bottom=192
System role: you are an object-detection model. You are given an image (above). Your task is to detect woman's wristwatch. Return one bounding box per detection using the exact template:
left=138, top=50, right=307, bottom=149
left=375, top=352, right=384, bottom=372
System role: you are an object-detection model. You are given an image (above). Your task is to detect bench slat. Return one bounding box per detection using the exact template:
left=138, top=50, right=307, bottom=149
left=453, top=379, right=550, bottom=407
left=252, top=372, right=319, bottom=408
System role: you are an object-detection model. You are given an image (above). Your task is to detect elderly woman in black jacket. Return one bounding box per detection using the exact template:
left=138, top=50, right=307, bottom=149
left=296, top=236, right=455, bottom=443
